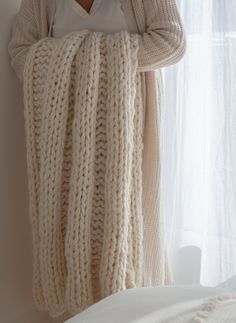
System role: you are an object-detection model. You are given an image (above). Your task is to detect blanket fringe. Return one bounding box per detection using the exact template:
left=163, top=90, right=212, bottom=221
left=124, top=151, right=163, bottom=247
left=192, top=293, right=236, bottom=322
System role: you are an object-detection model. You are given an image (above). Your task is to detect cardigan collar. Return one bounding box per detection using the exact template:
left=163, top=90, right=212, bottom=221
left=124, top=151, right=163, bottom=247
left=44, top=0, right=144, bottom=37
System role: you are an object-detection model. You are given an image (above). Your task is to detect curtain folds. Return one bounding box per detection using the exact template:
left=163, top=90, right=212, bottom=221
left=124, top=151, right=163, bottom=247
left=161, top=0, right=236, bottom=286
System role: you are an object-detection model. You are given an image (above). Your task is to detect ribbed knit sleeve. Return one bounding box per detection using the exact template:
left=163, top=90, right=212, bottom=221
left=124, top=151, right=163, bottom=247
left=7, top=0, right=186, bottom=81
left=8, top=0, right=40, bottom=82
left=136, top=0, right=186, bottom=72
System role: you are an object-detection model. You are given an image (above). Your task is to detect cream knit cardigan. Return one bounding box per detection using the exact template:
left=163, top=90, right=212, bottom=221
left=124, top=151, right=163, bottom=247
left=8, top=0, right=186, bottom=290
left=23, top=29, right=144, bottom=318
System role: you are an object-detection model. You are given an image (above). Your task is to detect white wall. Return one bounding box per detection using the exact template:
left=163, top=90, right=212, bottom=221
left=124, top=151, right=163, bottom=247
left=0, top=2, right=53, bottom=322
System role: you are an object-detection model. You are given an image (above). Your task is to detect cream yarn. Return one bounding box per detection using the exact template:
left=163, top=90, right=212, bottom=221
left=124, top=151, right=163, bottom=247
left=23, top=30, right=144, bottom=318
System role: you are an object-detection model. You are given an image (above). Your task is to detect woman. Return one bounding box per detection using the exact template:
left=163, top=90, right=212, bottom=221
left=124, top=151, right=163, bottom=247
left=8, top=0, right=186, bottom=290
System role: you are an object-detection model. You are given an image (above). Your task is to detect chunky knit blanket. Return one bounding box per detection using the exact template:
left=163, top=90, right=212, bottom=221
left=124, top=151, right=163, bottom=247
left=23, top=30, right=144, bottom=318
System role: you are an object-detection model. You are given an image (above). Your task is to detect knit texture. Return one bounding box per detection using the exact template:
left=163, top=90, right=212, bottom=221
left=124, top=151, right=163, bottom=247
left=22, top=30, right=144, bottom=318
left=8, top=0, right=187, bottom=291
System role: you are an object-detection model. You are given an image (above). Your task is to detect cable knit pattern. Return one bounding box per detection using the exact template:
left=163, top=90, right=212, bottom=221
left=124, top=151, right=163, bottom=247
left=22, top=30, right=144, bottom=318
left=8, top=0, right=187, bottom=293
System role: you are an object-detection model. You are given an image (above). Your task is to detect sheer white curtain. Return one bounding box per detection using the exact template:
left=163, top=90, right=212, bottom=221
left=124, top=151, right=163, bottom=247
left=161, top=0, right=236, bottom=286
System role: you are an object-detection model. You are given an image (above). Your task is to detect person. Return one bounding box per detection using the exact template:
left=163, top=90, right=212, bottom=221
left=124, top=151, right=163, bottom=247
left=8, top=0, right=186, bottom=289
left=73, top=0, right=94, bottom=13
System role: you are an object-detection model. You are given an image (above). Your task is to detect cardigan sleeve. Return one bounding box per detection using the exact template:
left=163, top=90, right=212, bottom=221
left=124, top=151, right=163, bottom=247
left=8, top=0, right=186, bottom=80
left=136, top=0, right=186, bottom=72
left=8, top=0, right=41, bottom=82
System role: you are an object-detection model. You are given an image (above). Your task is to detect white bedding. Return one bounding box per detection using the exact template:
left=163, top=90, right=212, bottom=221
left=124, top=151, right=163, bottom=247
left=65, top=276, right=236, bottom=323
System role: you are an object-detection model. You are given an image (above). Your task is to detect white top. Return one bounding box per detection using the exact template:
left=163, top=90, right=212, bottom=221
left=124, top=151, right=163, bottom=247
left=52, top=0, right=129, bottom=38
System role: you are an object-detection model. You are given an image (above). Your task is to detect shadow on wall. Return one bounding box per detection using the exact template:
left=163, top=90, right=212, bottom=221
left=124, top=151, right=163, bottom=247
left=0, top=2, right=52, bottom=323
